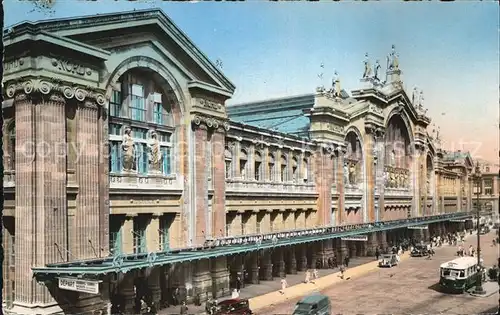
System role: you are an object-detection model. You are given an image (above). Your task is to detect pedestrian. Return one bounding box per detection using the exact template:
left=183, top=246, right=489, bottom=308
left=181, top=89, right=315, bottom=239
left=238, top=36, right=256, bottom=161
left=375, top=247, right=380, bottom=261
left=339, top=264, right=346, bottom=279
left=304, top=270, right=311, bottom=283
left=344, top=255, right=350, bottom=268
left=279, top=277, right=288, bottom=295
left=313, top=268, right=319, bottom=280
left=236, top=275, right=241, bottom=293
left=180, top=301, right=188, bottom=315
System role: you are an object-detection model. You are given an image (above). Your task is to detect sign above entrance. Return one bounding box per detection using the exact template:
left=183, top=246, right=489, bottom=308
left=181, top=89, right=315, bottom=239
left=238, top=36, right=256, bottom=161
left=341, top=235, right=368, bottom=242
left=450, top=219, right=466, bottom=223
left=58, top=277, right=100, bottom=295
left=407, top=225, right=428, bottom=230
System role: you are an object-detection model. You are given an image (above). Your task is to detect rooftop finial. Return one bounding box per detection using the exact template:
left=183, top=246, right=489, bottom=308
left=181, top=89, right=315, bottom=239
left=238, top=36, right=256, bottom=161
left=317, top=62, right=325, bottom=92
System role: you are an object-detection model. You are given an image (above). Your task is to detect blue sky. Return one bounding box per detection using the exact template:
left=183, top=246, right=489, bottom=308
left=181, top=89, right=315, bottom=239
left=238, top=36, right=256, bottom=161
left=5, top=1, right=499, bottom=161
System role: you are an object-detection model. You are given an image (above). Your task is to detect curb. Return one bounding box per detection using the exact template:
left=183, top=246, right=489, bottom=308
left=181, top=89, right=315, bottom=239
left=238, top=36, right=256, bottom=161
left=249, top=253, right=410, bottom=311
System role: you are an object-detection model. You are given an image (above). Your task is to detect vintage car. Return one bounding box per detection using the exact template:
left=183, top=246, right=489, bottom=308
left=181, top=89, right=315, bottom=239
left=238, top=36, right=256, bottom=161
left=479, top=225, right=490, bottom=235
left=215, top=298, right=253, bottom=315
left=379, top=254, right=399, bottom=268
left=411, top=244, right=429, bottom=257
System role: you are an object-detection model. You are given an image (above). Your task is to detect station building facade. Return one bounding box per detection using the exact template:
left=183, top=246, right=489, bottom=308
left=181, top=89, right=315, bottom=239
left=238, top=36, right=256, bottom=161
left=2, top=9, right=476, bottom=314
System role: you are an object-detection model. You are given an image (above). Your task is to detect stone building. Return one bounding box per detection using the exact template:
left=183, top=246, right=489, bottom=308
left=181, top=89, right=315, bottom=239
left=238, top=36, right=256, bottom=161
left=2, top=9, right=474, bottom=314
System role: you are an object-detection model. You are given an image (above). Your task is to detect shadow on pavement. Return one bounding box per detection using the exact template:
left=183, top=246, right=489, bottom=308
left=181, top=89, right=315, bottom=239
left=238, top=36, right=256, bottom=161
left=426, top=283, right=463, bottom=295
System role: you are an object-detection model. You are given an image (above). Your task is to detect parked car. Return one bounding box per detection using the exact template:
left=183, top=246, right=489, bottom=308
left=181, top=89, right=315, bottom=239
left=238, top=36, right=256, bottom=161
left=379, top=254, right=399, bottom=268
left=411, top=244, right=429, bottom=257
left=215, top=299, right=253, bottom=315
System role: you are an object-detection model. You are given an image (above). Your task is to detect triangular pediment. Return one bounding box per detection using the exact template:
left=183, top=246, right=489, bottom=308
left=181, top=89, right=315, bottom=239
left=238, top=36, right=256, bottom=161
left=17, top=9, right=235, bottom=97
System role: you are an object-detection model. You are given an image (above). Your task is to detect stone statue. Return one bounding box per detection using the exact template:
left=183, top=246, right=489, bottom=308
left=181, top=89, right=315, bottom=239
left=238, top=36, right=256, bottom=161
left=387, top=45, right=399, bottom=70
left=419, top=90, right=424, bottom=108
left=349, top=163, right=357, bottom=185
left=389, top=173, right=396, bottom=188
left=412, top=87, right=418, bottom=105
left=373, top=60, right=381, bottom=81
left=148, top=131, right=162, bottom=172
left=122, top=127, right=135, bottom=171
left=363, top=53, right=372, bottom=78
left=343, top=163, right=350, bottom=185
left=389, top=150, right=396, bottom=166
left=334, top=72, right=341, bottom=97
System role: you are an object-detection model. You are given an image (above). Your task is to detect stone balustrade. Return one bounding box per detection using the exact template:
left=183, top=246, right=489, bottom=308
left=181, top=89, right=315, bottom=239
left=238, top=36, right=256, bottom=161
left=226, top=178, right=316, bottom=194
left=109, top=173, right=182, bottom=191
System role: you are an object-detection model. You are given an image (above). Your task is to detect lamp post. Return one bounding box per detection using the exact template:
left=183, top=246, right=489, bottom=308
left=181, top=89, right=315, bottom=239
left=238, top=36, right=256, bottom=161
left=473, top=161, right=485, bottom=295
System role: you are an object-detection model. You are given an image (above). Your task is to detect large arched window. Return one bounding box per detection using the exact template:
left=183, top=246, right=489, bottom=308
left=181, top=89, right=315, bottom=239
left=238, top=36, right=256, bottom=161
left=384, top=114, right=411, bottom=169
left=108, top=68, right=176, bottom=176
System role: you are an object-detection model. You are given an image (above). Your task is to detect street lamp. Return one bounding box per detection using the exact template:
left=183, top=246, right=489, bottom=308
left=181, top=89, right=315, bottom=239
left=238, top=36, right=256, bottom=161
left=473, top=161, right=485, bottom=295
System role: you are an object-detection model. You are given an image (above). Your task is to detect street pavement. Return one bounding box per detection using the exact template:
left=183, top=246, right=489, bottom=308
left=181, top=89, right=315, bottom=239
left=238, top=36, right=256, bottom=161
left=256, top=230, right=499, bottom=315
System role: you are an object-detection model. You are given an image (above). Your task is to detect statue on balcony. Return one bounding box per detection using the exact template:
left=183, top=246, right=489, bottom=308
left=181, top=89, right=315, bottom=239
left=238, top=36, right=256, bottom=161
left=373, top=60, right=381, bottom=81
left=148, top=131, right=162, bottom=172
left=387, top=44, right=399, bottom=70
left=122, top=127, right=135, bottom=171
left=343, top=162, right=350, bottom=185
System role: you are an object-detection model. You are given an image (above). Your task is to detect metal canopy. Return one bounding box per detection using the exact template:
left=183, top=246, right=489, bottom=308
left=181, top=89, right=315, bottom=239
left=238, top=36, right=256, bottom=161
left=32, top=212, right=472, bottom=278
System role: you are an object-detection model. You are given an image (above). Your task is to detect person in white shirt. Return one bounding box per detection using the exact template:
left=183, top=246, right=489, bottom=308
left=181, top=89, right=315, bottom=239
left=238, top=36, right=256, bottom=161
left=279, top=278, right=288, bottom=294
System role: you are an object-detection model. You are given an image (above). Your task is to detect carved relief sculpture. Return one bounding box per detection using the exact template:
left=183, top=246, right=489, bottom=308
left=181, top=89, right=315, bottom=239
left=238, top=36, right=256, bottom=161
left=122, top=127, right=135, bottom=171
left=148, top=131, right=162, bottom=173
left=348, top=162, right=357, bottom=185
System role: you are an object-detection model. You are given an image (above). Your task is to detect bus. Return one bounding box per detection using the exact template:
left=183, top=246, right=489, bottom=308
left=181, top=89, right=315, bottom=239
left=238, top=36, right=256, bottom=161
left=439, top=257, right=484, bottom=293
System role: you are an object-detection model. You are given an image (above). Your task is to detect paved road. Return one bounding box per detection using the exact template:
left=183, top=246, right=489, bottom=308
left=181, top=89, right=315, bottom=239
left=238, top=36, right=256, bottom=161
left=258, top=230, right=499, bottom=314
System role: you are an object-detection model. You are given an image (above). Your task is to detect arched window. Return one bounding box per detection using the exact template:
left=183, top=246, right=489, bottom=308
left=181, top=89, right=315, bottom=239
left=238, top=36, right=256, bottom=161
left=240, top=149, right=248, bottom=179
left=303, top=158, right=309, bottom=183
left=268, top=153, right=275, bottom=181
left=280, top=155, right=288, bottom=182
left=291, top=157, right=298, bottom=182
left=7, top=123, right=15, bottom=170
left=225, top=145, right=232, bottom=179
left=254, top=151, right=262, bottom=181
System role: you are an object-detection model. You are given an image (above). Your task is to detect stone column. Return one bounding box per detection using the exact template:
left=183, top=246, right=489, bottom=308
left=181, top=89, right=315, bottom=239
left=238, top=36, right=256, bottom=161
left=122, top=215, right=136, bottom=254
left=349, top=242, right=357, bottom=258
left=193, top=122, right=209, bottom=246
left=286, top=248, right=297, bottom=274
left=377, top=231, right=387, bottom=250
left=296, top=245, right=308, bottom=272
left=211, top=127, right=227, bottom=238
left=249, top=254, right=260, bottom=284
left=146, top=215, right=160, bottom=252
left=193, top=260, right=212, bottom=304
left=211, top=257, right=229, bottom=298
left=120, top=272, right=136, bottom=314
left=260, top=251, right=273, bottom=281
left=148, top=267, right=162, bottom=308
left=336, top=239, right=348, bottom=263
left=273, top=249, right=286, bottom=278
left=356, top=242, right=367, bottom=257
left=366, top=233, right=377, bottom=256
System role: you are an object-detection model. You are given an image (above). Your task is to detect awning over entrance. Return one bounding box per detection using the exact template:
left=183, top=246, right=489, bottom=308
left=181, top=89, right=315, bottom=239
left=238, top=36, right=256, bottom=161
left=32, top=212, right=472, bottom=279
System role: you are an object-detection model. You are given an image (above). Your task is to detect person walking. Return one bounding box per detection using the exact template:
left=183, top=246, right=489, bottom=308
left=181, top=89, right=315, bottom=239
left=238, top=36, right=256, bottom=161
left=344, top=255, right=350, bottom=268
left=304, top=270, right=311, bottom=283
left=375, top=247, right=380, bottom=261
left=179, top=301, right=188, bottom=315
left=279, top=277, right=288, bottom=295
left=339, top=264, right=346, bottom=280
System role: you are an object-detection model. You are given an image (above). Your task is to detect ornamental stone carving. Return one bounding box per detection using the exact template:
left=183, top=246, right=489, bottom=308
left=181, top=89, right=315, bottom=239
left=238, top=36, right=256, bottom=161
left=192, top=115, right=230, bottom=131
left=384, top=165, right=410, bottom=189
left=51, top=58, right=93, bottom=76
left=122, top=127, right=135, bottom=172
left=5, top=78, right=106, bottom=106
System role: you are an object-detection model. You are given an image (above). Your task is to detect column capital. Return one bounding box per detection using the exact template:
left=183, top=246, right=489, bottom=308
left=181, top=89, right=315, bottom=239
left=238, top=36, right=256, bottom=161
left=192, top=114, right=230, bottom=132
left=5, top=77, right=106, bottom=106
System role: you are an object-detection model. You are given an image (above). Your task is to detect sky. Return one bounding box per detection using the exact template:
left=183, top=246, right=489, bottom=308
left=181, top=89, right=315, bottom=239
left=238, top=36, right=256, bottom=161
left=5, top=1, right=500, bottom=162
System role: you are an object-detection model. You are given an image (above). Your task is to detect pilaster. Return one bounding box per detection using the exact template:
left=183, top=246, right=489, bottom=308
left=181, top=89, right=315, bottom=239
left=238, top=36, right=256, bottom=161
left=211, top=256, right=230, bottom=298
left=212, top=128, right=227, bottom=238
left=146, top=215, right=160, bottom=252
left=122, top=215, right=135, bottom=254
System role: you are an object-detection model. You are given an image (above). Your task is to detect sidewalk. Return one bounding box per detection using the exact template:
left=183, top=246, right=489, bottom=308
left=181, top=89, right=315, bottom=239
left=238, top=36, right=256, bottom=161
left=248, top=253, right=411, bottom=311
left=159, top=257, right=373, bottom=314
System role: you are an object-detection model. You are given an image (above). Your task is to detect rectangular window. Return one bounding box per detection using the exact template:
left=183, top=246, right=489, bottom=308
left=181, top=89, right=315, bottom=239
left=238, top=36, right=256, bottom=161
left=133, top=217, right=147, bottom=254
left=132, top=127, right=148, bottom=140
left=280, top=165, right=287, bottom=182
left=109, top=123, right=122, bottom=136
left=153, top=102, right=163, bottom=124
left=161, top=147, right=171, bottom=175
left=135, top=143, right=148, bottom=175
left=159, top=215, right=172, bottom=251
left=110, top=142, right=122, bottom=173
left=130, top=84, right=146, bottom=121
left=484, top=179, right=493, bottom=195
left=225, top=160, right=232, bottom=179
left=268, top=163, right=274, bottom=181
left=254, top=161, right=261, bottom=181
left=109, top=90, right=122, bottom=117
left=158, top=132, right=171, bottom=143
left=109, top=218, right=122, bottom=256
